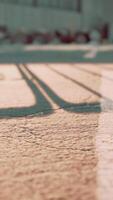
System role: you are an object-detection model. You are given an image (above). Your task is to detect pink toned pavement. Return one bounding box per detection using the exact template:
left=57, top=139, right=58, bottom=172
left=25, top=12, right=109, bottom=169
left=0, top=63, right=113, bottom=200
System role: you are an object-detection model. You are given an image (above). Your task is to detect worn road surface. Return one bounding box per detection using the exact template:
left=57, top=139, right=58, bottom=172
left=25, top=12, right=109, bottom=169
left=0, top=46, right=113, bottom=200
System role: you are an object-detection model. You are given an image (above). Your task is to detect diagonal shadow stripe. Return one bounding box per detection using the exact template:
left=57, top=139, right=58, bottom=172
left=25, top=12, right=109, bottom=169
left=47, top=65, right=113, bottom=111
left=70, top=64, right=113, bottom=82
left=47, top=65, right=113, bottom=102
left=23, top=64, right=101, bottom=113
left=0, top=64, right=53, bottom=118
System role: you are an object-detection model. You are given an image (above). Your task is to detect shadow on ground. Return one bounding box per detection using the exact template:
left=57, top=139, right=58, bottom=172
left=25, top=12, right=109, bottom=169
left=0, top=64, right=53, bottom=117
left=0, top=45, right=113, bottom=117
left=0, top=63, right=103, bottom=118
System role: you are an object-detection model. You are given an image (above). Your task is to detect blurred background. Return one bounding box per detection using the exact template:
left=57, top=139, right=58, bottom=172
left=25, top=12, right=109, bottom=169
left=0, top=3, right=113, bottom=200
left=0, top=0, right=112, bottom=45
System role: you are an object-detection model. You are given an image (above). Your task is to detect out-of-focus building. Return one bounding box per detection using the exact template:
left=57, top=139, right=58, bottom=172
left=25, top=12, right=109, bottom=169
left=0, top=0, right=112, bottom=39
left=0, top=0, right=82, bottom=32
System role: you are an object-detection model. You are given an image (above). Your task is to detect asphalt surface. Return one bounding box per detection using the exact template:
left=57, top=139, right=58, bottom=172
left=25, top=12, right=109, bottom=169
left=0, top=46, right=113, bottom=200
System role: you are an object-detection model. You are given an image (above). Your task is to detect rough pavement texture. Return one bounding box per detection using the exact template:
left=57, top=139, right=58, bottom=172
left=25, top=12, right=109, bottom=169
left=0, top=59, right=113, bottom=200
left=0, top=112, right=98, bottom=200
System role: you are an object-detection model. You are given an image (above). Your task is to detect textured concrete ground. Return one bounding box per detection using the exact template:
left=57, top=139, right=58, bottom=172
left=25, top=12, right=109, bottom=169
left=0, top=48, right=113, bottom=200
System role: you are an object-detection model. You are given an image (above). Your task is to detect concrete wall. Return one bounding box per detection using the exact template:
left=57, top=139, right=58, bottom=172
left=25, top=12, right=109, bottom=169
left=81, top=0, right=95, bottom=31
left=0, top=3, right=81, bottom=32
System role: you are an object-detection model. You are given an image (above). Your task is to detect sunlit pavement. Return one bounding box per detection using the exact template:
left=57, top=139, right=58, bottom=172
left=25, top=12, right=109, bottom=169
left=0, top=47, right=113, bottom=200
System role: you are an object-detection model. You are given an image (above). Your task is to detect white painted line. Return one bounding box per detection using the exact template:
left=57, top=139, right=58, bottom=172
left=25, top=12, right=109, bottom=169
left=96, top=70, right=113, bottom=200
left=84, top=45, right=99, bottom=59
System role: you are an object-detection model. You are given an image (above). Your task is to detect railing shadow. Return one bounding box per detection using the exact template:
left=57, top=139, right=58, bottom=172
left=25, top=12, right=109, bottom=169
left=23, top=64, right=101, bottom=113
left=2, top=61, right=113, bottom=118
left=0, top=64, right=53, bottom=118
left=47, top=65, right=109, bottom=100
left=47, top=64, right=113, bottom=111
left=70, top=64, right=113, bottom=82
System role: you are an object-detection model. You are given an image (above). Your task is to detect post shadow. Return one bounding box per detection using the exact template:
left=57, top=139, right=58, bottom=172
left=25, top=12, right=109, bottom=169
left=23, top=64, right=101, bottom=113
left=2, top=61, right=113, bottom=118
left=0, top=64, right=53, bottom=118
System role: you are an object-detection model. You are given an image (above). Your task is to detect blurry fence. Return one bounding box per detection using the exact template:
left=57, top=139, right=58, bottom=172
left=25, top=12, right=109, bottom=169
left=0, top=2, right=81, bottom=31
left=0, top=0, right=82, bottom=11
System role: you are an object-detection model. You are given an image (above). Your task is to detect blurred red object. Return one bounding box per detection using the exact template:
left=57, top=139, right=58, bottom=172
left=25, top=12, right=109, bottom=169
left=60, top=35, right=75, bottom=43
left=55, top=30, right=75, bottom=43
left=75, top=32, right=90, bottom=43
left=24, top=34, right=35, bottom=44
left=0, top=26, right=9, bottom=41
left=101, top=23, right=109, bottom=40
